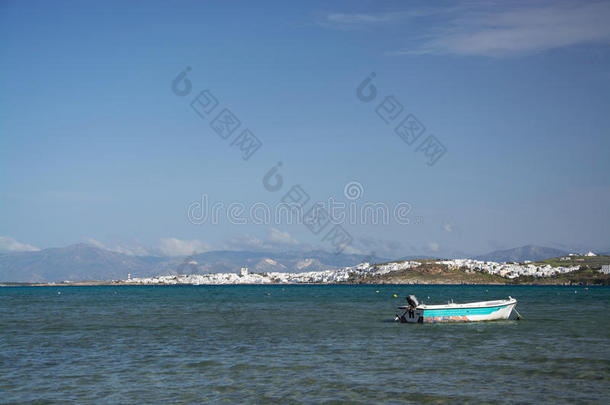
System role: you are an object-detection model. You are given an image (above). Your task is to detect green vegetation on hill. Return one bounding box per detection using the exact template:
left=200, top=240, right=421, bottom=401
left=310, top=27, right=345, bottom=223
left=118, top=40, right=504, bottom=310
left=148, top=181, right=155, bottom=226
left=511, top=268, right=610, bottom=285
left=532, top=255, right=610, bottom=269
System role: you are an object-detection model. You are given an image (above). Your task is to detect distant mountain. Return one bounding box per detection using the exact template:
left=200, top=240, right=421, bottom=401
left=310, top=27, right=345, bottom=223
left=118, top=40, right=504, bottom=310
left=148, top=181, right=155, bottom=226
left=0, top=244, right=385, bottom=283
left=0, top=243, right=167, bottom=283
left=176, top=250, right=382, bottom=275
left=474, top=245, right=570, bottom=262
left=2, top=242, right=589, bottom=282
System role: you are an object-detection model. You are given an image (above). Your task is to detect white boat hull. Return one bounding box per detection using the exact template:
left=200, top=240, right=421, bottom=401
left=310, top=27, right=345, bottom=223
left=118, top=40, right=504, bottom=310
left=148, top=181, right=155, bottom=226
left=398, top=298, right=517, bottom=323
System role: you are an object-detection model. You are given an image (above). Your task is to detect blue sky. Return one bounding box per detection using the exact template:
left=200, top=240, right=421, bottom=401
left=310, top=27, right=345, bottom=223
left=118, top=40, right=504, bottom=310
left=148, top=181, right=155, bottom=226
left=1, top=0, right=609, bottom=258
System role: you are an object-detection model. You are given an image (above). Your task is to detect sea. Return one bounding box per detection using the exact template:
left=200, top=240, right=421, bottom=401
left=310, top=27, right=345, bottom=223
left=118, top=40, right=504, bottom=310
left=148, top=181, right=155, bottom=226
left=1, top=285, right=609, bottom=403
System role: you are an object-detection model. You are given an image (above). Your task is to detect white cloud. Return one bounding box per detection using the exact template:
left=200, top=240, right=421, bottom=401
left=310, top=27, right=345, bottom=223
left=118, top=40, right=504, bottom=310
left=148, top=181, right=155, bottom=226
left=85, top=237, right=212, bottom=257
left=317, top=8, right=451, bottom=29
left=0, top=236, right=40, bottom=252
left=427, top=242, right=440, bottom=252
left=83, top=237, right=107, bottom=250
left=157, top=238, right=212, bottom=257
left=443, top=224, right=453, bottom=233
left=321, top=2, right=610, bottom=57
left=225, top=228, right=300, bottom=251
left=325, top=12, right=399, bottom=25
left=340, top=244, right=364, bottom=255
left=415, top=2, right=610, bottom=56
left=82, top=231, right=299, bottom=257
left=225, top=234, right=267, bottom=251
left=268, top=228, right=299, bottom=245
left=83, top=238, right=153, bottom=256
left=113, top=244, right=152, bottom=256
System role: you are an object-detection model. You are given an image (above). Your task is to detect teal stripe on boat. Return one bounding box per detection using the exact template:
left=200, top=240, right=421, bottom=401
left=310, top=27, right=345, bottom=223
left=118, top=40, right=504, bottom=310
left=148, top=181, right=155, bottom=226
left=422, top=305, right=507, bottom=317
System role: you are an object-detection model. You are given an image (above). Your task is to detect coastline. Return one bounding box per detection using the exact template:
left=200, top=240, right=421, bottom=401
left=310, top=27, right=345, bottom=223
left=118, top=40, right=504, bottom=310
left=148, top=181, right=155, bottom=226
left=3, top=256, right=609, bottom=287
left=3, top=278, right=608, bottom=288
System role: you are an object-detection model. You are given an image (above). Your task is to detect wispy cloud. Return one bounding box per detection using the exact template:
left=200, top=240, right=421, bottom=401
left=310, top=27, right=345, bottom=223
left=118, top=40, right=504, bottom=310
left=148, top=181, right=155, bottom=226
left=225, top=234, right=268, bottom=251
left=82, top=230, right=302, bottom=257
left=325, top=12, right=399, bottom=25
left=315, top=10, right=408, bottom=30
left=268, top=228, right=299, bottom=246
left=411, top=1, right=610, bottom=56
left=83, top=237, right=211, bottom=257
left=0, top=236, right=40, bottom=252
left=320, top=1, right=610, bottom=56
left=427, top=242, right=440, bottom=252
left=157, top=238, right=212, bottom=257
left=82, top=238, right=108, bottom=250
left=225, top=228, right=301, bottom=251
left=317, top=7, right=455, bottom=29
left=83, top=238, right=153, bottom=256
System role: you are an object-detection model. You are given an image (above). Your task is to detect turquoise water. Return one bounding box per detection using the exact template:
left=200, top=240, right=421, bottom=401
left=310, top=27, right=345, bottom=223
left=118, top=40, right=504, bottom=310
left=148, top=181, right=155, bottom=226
left=1, top=285, right=609, bottom=403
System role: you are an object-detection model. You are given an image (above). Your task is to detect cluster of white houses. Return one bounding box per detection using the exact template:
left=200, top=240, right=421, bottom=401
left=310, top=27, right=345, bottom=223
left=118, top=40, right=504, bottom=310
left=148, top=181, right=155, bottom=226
left=125, top=261, right=421, bottom=285
left=437, top=259, right=580, bottom=279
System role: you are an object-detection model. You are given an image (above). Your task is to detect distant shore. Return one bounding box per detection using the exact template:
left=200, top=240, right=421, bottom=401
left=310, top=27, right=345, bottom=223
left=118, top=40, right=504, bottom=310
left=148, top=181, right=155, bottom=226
left=3, top=256, right=609, bottom=287
left=3, top=278, right=608, bottom=287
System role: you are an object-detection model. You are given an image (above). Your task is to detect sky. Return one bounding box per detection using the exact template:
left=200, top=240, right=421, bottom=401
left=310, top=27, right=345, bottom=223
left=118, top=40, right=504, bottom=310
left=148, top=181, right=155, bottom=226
left=1, top=0, right=609, bottom=258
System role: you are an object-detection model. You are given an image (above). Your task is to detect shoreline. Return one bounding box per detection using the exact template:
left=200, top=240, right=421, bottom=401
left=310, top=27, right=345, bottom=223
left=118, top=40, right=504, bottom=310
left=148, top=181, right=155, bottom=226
left=2, top=281, right=607, bottom=287
left=3, top=256, right=608, bottom=287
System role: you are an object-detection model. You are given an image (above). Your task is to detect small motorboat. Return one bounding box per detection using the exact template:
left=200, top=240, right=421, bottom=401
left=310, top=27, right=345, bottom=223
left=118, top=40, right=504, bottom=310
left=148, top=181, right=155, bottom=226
left=395, top=294, right=518, bottom=323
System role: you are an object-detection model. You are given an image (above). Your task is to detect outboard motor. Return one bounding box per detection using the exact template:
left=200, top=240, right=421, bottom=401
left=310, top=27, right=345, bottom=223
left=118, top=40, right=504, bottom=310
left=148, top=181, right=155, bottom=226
left=406, top=294, right=419, bottom=309
left=395, top=294, right=420, bottom=323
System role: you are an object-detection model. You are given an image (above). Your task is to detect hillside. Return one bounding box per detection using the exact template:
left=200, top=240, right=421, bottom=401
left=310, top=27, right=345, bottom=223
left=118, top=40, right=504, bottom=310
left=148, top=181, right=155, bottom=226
left=346, top=260, right=507, bottom=284
left=532, top=255, right=610, bottom=268
left=511, top=268, right=610, bottom=285
left=358, top=256, right=610, bottom=285
left=474, top=245, right=569, bottom=262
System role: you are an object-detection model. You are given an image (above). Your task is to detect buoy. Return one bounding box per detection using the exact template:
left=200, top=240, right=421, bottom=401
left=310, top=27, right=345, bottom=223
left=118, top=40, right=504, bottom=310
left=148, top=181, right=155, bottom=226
left=57, top=291, right=61, bottom=295
left=376, top=290, right=379, bottom=293
left=393, top=294, right=398, bottom=298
